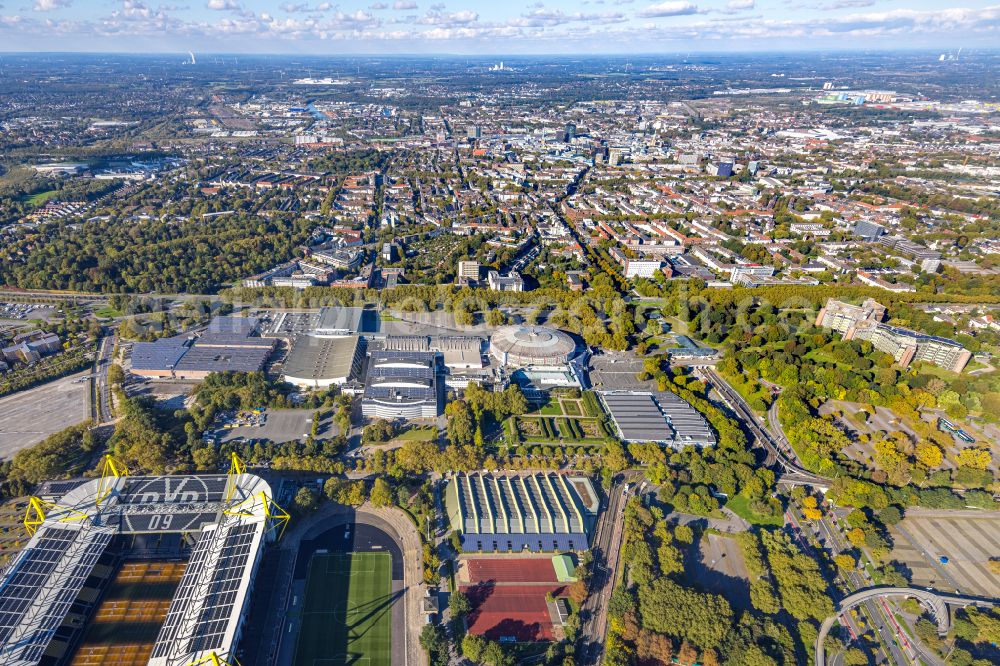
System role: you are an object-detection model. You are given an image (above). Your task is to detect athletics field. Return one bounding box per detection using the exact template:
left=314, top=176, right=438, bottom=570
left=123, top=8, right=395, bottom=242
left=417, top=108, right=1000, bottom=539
left=293, top=551, right=393, bottom=666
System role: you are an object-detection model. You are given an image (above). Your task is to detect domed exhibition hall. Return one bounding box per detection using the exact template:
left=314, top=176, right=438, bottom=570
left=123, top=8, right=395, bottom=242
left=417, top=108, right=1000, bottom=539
left=488, top=325, right=577, bottom=367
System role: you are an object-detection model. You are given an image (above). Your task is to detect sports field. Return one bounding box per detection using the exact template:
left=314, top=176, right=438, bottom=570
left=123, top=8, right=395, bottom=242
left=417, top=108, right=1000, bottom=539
left=294, top=551, right=393, bottom=666
left=70, top=560, right=185, bottom=666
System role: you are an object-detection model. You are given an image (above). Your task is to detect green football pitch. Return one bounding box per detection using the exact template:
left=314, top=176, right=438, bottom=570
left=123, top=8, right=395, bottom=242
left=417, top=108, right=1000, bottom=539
left=293, top=551, right=393, bottom=666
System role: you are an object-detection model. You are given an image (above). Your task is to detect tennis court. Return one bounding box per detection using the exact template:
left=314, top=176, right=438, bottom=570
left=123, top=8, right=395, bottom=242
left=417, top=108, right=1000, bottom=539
left=464, top=558, right=558, bottom=585
left=294, top=552, right=392, bottom=666
left=462, top=582, right=565, bottom=642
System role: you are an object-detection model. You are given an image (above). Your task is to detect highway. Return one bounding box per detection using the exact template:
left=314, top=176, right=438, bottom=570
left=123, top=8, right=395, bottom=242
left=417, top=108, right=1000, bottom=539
left=577, top=474, right=635, bottom=666
left=784, top=509, right=880, bottom=664
left=815, top=585, right=995, bottom=666
left=789, top=506, right=912, bottom=666
left=91, top=333, right=116, bottom=424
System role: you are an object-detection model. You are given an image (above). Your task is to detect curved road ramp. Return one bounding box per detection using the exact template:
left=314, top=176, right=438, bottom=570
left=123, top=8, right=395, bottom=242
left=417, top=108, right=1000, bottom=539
left=815, top=586, right=996, bottom=666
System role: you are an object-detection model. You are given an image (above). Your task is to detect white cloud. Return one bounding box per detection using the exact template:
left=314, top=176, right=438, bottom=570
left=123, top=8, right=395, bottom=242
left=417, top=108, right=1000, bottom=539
left=638, top=1, right=699, bottom=18
left=511, top=8, right=626, bottom=26
left=33, top=0, right=71, bottom=10
left=370, top=1, right=388, bottom=8
left=725, top=0, right=754, bottom=11
left=416, top=8, right=477, bottom=25
left=823, top=0, right=875, bottom=9
left=281, top=1, right=333, bottom=11
left=3, top=0, right=1000, bottom=49
left=392, top=0, right=417, bottom=9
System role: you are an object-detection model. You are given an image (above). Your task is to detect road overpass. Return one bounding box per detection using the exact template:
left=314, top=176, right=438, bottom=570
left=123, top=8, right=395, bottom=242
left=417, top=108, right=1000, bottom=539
left=816, top=586, right=995, bottom=666
left=698, top=368, right=830, bottom=488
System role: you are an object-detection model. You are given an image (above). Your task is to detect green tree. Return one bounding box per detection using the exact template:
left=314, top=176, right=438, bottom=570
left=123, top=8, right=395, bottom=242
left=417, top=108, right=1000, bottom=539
left=637, top=576, right=733, bottom=649
left=369, top=477, right=394, bottom=507
left=294, top=486, right=318, bottom=514
left=450, top=590, right=472, bottom=618
left=461, top=634, right=487, bottom=662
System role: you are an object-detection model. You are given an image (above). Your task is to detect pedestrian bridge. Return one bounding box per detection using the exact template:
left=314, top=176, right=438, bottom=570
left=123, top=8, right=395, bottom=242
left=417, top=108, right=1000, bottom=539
left=815, top=586, right=995, bottom=666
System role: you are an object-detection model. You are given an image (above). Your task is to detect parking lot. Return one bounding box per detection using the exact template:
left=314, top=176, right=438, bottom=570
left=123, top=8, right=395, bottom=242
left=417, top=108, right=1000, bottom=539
left=261, top=311, right=320, bottom=338
left=889, top=510, right=1000, bottom=598
left=689, top=533, right=751, bottom=612
left=0, top=371, right=90, bottom=458
left=588, top=352, right=656, bottom=390
left=217, top=408, right=340, bottom=444
left=0, top=302, right=56, bottom=321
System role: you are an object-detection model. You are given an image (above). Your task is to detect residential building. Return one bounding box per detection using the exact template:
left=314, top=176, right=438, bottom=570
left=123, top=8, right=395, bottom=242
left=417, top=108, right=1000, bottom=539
left=624, top=260, right=662, bottom=279
left=816, top=298, right=971, bottom=372
left=487, top=270, right=524, bottom=292
left=457, top=260, right=480, bottom=283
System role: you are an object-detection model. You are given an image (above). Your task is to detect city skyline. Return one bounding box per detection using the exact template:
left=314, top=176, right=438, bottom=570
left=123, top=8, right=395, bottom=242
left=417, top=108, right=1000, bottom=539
left=0, top=0, right=998, bottom=54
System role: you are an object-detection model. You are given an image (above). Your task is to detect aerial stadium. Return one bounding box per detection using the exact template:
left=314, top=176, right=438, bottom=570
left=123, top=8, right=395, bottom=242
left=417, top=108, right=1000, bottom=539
left=0, top=455, right=287, bottom=666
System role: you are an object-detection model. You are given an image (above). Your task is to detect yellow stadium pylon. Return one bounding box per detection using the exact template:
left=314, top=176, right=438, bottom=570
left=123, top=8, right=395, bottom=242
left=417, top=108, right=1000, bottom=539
left=223, top=491, right=290, bottom=540
left=95, top=454, right=129, bottom=507
left=22, top=496, right=89, bottom=536
left=224, top=451, right=246, bottom=503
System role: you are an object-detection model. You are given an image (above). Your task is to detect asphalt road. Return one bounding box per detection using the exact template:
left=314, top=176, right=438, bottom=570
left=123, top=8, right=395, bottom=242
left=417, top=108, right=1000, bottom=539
left=93, top=333, right=116, bottom=424
left=789, top=504, right=916, bottom=666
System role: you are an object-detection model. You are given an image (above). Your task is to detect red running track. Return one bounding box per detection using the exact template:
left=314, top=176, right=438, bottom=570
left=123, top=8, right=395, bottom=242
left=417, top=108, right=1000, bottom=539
left=465, top=558, right=558, bottom=584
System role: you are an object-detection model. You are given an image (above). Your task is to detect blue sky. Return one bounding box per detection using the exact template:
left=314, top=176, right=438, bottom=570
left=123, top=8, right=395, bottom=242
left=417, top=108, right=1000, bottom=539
left=1, top=0, right=998, bottom=53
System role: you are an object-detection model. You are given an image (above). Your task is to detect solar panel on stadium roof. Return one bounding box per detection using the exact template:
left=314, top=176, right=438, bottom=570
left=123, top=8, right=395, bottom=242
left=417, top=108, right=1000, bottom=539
left=151, top=523, right=258, bottom=660
left=0, top=527, right=114, bottom=662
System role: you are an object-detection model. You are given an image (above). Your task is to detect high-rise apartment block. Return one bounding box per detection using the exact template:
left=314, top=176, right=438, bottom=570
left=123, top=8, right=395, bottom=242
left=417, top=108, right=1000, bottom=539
left=816, top=298, right=971, bottom=372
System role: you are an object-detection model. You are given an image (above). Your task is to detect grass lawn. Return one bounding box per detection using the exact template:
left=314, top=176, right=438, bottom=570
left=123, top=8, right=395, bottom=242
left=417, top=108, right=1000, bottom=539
left=912, top=362, right=962, bottom=381
left=395, top=427, right=437, bottom=442
left=25, top=189, right=59, bottom=206
left=725, top=495, right=783, bottom=527
left=93, top=306, right=123, bottom=318
left=536, top=401, right=565, bottom=416
left=294, top=552, right=392, bottom=666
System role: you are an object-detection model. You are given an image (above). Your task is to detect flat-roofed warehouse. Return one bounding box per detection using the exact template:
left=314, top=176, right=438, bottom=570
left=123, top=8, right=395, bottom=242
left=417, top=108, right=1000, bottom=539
left=282, top=334, right=364, bottom=388
left=313, top=306, right=366, bottom=337
left=601, top=391, right=716, bottom=448
left=445, top=472, right=599, bottom=552
left=130, top=316, right=276, bottom=380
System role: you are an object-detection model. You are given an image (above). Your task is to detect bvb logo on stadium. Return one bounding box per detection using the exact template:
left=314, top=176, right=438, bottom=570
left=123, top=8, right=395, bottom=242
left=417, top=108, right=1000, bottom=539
left=130, top=476, right=212, bottom=504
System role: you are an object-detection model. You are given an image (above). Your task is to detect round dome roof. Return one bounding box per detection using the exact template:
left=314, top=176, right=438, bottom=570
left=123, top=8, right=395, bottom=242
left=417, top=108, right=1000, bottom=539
left=489, top=325, right=576, bottom=365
